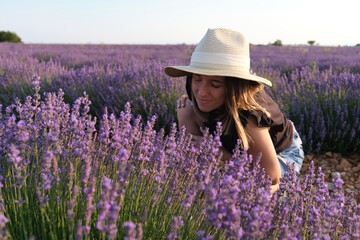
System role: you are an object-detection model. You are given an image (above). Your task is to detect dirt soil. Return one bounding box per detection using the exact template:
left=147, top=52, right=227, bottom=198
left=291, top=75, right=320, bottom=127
left=299, top=152, right=360, bottom=203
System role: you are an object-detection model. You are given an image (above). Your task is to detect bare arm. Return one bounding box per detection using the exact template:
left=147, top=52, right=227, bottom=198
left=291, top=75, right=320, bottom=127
left=245, top=116, right=281, bottom=185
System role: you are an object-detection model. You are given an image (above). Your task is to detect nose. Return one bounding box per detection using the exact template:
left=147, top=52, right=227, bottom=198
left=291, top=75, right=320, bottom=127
left=198, top=82, right=209, bottom=97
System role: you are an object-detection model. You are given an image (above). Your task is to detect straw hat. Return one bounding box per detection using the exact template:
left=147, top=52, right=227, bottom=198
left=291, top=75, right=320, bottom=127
left=164, top=28, right=272, bottom=86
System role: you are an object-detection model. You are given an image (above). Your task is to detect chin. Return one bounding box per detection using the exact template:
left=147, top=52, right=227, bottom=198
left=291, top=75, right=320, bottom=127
left=198, top=105, right=213, bottom=113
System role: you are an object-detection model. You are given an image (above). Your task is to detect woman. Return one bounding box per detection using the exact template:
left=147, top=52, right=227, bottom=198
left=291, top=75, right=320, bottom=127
left=164, top=28, right=304, bottom=189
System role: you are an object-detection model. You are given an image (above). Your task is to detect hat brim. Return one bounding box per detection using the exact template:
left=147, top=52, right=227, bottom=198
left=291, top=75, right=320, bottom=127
left=164, top=66, right=272, bottom=87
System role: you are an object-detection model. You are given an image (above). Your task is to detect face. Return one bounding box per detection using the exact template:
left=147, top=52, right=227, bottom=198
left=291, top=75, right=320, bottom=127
left=191, top=74, right=226, bottom=112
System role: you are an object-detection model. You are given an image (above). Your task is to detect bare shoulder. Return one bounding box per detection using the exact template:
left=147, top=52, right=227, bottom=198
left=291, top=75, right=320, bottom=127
left=177, top=99, right=204, bottom=135
left=177, top=98, right=195, bottom=119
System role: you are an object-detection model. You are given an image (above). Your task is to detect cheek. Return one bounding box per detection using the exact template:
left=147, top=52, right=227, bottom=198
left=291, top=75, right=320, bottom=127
left=219, top=96, right=226, bottom=105
left=191, top=82, right=198, bottom=93
left=215, top=90, right=226, bottom=103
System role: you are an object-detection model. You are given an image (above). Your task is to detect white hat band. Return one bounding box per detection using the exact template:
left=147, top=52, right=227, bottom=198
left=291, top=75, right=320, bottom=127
left=190, top=52, right=250, bottom=68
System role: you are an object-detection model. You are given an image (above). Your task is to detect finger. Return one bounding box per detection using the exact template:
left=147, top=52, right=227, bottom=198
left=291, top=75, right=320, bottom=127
left=181, top=95, right=188, bottom=102
left=176, top=99, right=181, bottom=109
left=270, top=183, right=280, bottom=194
left=190, top=135, right=202, bottom=144
left=189, top=134, right=198, bottom=142
left=181, top=97, right=187, bottom=107
left=182, top=95, right=189, bottom=107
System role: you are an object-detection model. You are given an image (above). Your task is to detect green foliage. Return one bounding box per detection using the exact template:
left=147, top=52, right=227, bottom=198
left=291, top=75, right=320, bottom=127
left=310, top=61, right=317, bottom=73
left=0, top=31, right=22, bottom=43
left=307, top=40, right=316, bottom=46
left=271, top=39, right=283, bottom=46
left=356, top=43, right=360, bottom=47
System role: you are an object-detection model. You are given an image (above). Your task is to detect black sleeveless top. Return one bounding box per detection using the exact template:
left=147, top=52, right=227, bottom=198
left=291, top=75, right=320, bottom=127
left=186, top=78, right=293, bottom=154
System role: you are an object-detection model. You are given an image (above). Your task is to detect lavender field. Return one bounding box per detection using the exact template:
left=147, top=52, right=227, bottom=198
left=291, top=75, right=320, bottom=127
left=0, top=43, right=359, bottom=239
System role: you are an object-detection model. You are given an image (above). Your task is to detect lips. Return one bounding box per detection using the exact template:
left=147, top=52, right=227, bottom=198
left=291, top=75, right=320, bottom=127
left=198, top=99, right=211, bottom=105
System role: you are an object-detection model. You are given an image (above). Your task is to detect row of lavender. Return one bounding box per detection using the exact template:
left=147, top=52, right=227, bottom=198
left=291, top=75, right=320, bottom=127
left=251, top=45, right=360, bottom=74
left=1, top=43, right=360, bottom=155
left=0, top=44, right=193, bottom=134
left=0, top=79, right=359, bottom=239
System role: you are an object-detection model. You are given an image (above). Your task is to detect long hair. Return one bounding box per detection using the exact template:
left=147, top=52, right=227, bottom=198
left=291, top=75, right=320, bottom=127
left=189, top=75, right=270, bottom=149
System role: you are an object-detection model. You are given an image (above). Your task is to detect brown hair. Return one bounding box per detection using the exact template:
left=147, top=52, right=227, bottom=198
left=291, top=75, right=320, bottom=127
left=190, top=76, right=270, bottom=149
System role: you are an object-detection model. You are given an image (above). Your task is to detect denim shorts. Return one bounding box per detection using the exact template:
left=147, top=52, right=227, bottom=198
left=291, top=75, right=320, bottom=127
left=277, top=121, right=304, bottom=176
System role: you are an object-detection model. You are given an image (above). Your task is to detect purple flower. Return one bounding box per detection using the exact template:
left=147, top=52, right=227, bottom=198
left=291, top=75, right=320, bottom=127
left=0, top=214, right=9, bottom=228
left=123, top=221, right=136, bottom=240
left=7, top=144, right=22, bottom=165
left=7, top=144, right=26, bottom=188
left=196, top=230, right=213, bottom=240
left=67, top=185, right=79, bottom=219
left=167, top=216, right=183, bottom=240
left=96, top=177, right=122, bottom=239
left=83, top=176, right=96, bottom=233
left=0, top=214, right=9, bottom=239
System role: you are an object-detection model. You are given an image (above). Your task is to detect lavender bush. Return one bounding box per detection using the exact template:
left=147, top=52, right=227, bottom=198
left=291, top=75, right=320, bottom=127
left=0, top=44, right=192, bottom=134
left=1, top=43, right=360, bottom=155
left=269, top=65, right=360, bottom=154
left=251, top=45, right=360, bottom=75
left=0, top=77, right=359, bottom=239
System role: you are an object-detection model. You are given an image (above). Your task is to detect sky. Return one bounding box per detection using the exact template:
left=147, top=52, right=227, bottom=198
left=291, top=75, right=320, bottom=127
left=1, top=0, right=359, bottom=46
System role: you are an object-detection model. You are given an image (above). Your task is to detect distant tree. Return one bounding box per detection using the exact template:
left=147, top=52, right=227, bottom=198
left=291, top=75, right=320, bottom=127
left=271, top=39, right=282, bottom=46
left=307, top=40, right=316, bottom=46
left=0, top=31, right=22, bottom=43
left=356, top=43, right=360, bottom=47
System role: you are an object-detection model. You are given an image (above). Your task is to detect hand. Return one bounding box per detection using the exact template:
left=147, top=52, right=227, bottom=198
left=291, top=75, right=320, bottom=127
left=270, top=183, right=279, bottom=194
left=189, top=127, right=206, bottom=147
left=190, top=127, right=233, bottom=165
left=176, top=95, right=192, bottom=111
left=189, top=134, right=202, bottom=148
left=219, top=147, right=232, bottom=162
